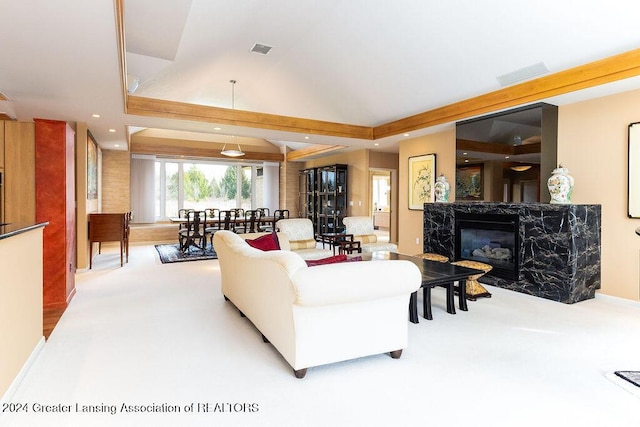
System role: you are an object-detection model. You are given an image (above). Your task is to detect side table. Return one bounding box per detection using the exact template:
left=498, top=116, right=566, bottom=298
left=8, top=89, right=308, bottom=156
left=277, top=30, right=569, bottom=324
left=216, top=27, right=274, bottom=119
left=320, top=233, right=355, bottom=255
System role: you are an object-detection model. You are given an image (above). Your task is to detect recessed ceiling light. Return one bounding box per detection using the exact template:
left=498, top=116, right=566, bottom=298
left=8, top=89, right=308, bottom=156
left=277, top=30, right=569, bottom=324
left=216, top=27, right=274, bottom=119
left=465, top=159, right=469, bottom=163
left=304, top=136, right=310, bottom=140
left=214, top=127, right=221, bottom=131
left=374, top=143, right=379, bottom=146
left=109, top=129, right=116, bottom=133
left=505, top=156, right=510, bottom=159
left=463, top=152, right=468, bottom=155
left=114, top=144, right=120, bottom=148
left=403, top=133, right=410, bottom=137
left=92, top=114, right=100, bottom=118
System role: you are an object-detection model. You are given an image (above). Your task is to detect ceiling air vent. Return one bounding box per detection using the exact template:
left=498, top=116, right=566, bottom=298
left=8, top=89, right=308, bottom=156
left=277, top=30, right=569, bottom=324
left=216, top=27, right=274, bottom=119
left=497, top=62, right=549, bottom=87
left=250, top=43, right=272, bottom=55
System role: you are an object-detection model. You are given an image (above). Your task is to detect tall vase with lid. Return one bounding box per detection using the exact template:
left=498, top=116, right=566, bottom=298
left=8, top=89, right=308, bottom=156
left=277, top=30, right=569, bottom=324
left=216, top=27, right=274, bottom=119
left=547, top=164, right=574, bottom=204
left=434, top=174, right=450, bottom=203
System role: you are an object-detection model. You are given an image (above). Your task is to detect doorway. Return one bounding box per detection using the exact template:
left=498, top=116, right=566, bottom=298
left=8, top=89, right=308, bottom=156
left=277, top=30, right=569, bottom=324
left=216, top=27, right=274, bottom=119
left=370, top=170, right=393, bottom=243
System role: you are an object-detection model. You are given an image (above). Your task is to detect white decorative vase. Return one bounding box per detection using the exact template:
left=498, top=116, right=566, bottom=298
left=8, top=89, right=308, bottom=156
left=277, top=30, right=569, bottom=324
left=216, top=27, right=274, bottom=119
left=547, top=165, right=574, bottom=204
left=434, top=174, right=450, bottom=203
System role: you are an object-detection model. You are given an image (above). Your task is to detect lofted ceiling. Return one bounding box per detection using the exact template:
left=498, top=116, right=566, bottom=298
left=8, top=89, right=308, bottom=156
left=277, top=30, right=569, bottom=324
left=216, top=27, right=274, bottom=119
left=1, top=0, right=640, bottom=161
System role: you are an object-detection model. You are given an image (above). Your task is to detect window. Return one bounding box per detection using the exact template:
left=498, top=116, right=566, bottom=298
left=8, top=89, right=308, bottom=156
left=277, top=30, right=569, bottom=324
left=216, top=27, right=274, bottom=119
left=154, top=159, right=260, bottom=220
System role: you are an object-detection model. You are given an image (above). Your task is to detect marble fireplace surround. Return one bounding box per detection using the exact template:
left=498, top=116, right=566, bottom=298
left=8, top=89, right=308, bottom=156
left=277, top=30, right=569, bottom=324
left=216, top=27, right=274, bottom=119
left=423, top=202, right=601, bottom=303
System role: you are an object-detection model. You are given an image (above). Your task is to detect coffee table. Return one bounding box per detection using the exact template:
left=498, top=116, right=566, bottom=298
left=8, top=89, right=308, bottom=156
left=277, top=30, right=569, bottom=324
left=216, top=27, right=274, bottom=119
left=363, top=251, right=485, bottom=323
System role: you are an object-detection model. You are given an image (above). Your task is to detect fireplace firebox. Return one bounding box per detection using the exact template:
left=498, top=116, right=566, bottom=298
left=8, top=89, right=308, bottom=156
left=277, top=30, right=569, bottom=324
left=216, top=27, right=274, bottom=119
left=455, top=212, right=519, bottom=280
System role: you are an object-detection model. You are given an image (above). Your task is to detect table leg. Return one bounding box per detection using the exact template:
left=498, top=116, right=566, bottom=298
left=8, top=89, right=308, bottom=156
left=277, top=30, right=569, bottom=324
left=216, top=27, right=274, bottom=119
left=459, top=279, right=469, bottom=311
left=422, top=287, right=433, bottom=320
left=445, top=283, right=456, bottom=315
left=409, top=291, right=419, bottom=324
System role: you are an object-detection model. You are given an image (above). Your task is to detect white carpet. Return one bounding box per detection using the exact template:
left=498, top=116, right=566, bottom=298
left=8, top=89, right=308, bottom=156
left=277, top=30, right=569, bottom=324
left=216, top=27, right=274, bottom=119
left=3, top=243, right=640, bottom=427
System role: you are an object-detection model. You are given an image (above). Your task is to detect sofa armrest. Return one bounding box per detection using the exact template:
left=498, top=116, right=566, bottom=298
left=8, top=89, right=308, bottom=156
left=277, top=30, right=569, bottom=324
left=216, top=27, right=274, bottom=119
left=291, top=260, right=421, bottom=306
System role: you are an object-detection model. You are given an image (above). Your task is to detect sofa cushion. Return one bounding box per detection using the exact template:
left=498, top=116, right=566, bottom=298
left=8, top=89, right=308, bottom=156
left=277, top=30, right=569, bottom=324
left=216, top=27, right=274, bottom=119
left=246, top=231, right=280, bottom=251
left=288, top=238, right=317, bottom=250
left=358, top=234, right=378, bottom=244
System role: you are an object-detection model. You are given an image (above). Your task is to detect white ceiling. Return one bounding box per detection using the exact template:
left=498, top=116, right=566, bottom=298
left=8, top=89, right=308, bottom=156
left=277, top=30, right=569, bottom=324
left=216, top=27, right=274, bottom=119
left=1, top=0, right=640, bottom=155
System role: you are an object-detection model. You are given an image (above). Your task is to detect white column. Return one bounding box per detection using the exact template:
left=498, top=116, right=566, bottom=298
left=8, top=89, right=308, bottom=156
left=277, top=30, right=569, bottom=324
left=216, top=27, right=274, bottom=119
left=262, top=162, right=280, bottom=213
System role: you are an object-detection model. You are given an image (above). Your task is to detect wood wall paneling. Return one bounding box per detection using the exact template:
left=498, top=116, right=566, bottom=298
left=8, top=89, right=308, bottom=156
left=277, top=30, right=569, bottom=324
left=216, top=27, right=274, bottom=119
left=35, top=119, right=76, bottom=310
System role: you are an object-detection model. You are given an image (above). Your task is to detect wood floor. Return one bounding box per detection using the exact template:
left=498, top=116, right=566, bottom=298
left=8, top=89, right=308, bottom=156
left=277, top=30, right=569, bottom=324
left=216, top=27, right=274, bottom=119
left=43, top=307, right=66, bottom=340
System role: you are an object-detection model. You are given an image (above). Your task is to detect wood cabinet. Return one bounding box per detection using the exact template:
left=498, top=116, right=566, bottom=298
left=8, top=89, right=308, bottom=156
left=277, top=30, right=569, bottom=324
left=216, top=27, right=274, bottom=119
left=35, top=119, right=76, bottom=310
left=3, top=121, right=36, bottom=224
left=298, top=168, right=316, bottom=223
left=299, top=164, right=348, bottom=235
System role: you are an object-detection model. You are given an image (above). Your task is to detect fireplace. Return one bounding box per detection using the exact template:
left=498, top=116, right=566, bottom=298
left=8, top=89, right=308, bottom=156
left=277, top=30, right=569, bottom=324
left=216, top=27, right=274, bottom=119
left=455, top=212, right=519, bottom=280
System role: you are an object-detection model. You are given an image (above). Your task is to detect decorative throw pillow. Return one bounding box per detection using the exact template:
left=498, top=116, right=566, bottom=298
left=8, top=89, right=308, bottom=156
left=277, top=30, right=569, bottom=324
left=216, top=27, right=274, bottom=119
left=305, top=254, right=348, bottom=266
left=246, top=231, right=280, bottom=251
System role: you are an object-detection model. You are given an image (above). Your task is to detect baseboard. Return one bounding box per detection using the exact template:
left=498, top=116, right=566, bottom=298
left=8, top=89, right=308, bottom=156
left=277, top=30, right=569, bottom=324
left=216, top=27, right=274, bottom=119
left=594, top=292, right=640, bottom=308
left=0, top=336, right=45, bottom=404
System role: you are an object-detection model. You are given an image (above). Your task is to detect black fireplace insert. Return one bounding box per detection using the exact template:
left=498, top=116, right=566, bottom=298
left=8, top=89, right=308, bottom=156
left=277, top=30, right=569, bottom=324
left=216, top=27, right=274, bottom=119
left=455, top=212, right=519, bottom=280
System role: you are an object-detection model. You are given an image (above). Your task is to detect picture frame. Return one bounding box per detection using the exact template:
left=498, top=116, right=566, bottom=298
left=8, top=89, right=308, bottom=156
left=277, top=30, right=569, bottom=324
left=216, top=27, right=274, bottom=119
left=87, top=132, right=98, bottom=200
left=408, top=154, right=436, bottom=210
left=456, top=164, right=484, bottom=200
left=629, top=122, right=640, bottom=217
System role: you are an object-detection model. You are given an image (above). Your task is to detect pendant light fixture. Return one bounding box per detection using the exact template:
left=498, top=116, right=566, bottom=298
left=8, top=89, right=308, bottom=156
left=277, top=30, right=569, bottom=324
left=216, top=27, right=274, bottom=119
left=220, top=79, right=245, bottom=157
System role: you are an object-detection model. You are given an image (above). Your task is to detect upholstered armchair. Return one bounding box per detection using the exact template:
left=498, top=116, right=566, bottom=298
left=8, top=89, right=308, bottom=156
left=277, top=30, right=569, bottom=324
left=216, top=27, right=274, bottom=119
left=342, top=216, right=398, bottom=253
left=276, top=218, right=333, bottom=260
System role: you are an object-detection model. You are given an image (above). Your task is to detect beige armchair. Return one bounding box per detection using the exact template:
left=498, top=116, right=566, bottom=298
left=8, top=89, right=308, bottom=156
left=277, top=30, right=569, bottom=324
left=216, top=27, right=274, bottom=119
left=342, top=216, right=398, bottom=253
left=276, top=218, right=333, bottom=260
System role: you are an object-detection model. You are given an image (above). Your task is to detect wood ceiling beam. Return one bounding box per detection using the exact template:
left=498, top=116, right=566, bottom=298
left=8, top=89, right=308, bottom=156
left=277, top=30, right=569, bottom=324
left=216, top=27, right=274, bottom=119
left=126, top=96, right=373, bottom=140
left=374, top=48, right=640, bottom=138
left=286, top=144, right=345, bottom=161
left=131, top=141, right=285, bottom=162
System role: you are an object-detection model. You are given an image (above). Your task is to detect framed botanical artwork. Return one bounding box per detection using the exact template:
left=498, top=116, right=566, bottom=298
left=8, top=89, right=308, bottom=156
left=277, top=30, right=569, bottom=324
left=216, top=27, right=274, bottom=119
left=87, top=132, right=98, bottom=200
left=456, top=164, right=484, bottom=200
left=408, top=154, right=436, bottom=210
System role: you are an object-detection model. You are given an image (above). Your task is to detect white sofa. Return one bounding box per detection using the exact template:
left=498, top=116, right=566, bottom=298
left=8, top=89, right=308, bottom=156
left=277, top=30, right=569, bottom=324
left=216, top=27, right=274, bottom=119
left=276, top=218, right=334, bottom=259
left=213, top=230, right=421, bottom=378
left=343, top=216, right=398, bottom=253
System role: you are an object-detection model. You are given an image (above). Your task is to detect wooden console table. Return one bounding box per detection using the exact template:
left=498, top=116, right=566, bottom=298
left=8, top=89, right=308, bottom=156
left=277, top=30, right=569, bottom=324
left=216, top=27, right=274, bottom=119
left=89, top=213, right=130, bottom=269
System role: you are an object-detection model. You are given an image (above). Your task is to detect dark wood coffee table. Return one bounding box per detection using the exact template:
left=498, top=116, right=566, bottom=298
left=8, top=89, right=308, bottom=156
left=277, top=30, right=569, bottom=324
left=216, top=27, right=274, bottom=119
left=363, top=251, right=485, bottom=323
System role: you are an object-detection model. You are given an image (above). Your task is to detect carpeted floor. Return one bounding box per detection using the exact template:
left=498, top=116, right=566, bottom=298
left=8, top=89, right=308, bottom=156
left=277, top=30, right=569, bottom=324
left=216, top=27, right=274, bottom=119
left=154, top=243, right=217, bottom=263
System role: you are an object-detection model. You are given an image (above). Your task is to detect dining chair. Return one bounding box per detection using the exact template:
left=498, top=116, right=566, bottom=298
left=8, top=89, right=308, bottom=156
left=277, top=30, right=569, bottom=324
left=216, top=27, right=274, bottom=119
left=271, top=209, right=290, bottom=231
left=124, top=211, right=132, bottom=263
left=179, top=210, right=207, bottom=253
left=211, top=210, right=238, bottom=247
left=203, top=208, right=220, bottom=242
left=237, top=209, right=263, bottom=233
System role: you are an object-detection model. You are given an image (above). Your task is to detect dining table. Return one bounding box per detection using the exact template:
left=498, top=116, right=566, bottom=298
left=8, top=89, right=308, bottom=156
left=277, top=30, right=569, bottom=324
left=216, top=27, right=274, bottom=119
left=170, top=215, right=277, bottom=231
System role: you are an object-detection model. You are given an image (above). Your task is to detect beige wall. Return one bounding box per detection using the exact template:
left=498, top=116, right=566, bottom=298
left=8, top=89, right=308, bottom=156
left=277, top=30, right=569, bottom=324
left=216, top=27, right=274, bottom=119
left=0, top=227, right=43, bottom=399
left=304, top=149, right=370, bottom=217
left=101, top=150, right=131, bottom=213
left=558, top=88, right=640, bottom=300
left=398, top=130, right=456, bottom=255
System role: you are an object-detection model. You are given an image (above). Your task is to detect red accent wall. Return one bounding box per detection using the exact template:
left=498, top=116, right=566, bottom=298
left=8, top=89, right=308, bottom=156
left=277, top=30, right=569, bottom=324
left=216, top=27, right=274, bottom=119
left=35, top=119, right=76, bottom=309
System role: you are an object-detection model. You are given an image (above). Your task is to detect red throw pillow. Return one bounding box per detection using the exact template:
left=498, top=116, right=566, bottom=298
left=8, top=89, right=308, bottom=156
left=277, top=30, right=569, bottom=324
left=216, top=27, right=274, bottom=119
left=305, top=254, right=348, bottom=266
left=246, top=231, right=280, bottom=251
